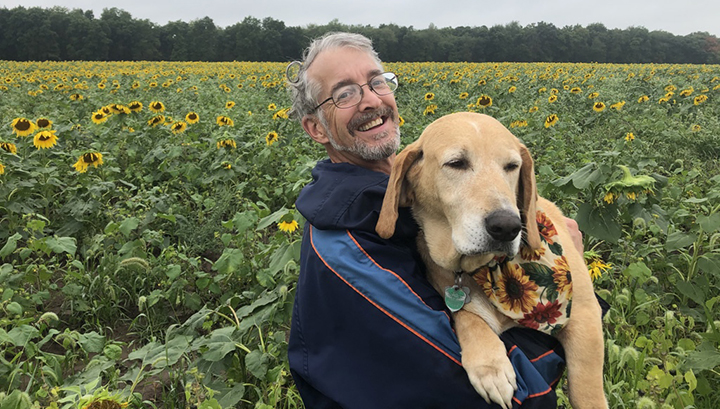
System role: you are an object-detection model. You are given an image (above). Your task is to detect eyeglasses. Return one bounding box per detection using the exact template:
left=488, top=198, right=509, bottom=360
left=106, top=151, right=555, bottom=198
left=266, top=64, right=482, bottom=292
left=312, top=72, right=398, bottom=112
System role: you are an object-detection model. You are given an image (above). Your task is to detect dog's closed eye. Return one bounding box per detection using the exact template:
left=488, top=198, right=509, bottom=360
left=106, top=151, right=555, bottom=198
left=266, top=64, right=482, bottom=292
left=444, top=157, right=470, bottom=170
left=503, top=162, right=520, bottom=172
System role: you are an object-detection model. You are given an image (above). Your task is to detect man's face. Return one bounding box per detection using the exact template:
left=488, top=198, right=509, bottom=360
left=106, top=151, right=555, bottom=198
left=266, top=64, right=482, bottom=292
left=306, top=47, right=401, bottom=162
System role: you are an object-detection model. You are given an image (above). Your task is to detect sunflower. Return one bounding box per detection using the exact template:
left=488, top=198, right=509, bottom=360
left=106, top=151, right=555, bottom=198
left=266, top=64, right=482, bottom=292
left=266, top=131, right=279, bottom=146
left=610, top=101, right=626, bottom=110
left=110, top=104, right=131, bottom=115
left=398, top=116, right=405, bottom=126
left=544, top=114, right=559, bottom=128
left=424, top=92, right=435, bottom=101
left=33, top=130, right=58, bottom=149
left=536, top=211, right=558, bottom=244
left=593, top=102, right=606, bottom=112
left=603, top=191, right=617, bottom=204
left=267, top=103, right=277, bottom=111
left=458, top=92, right=469, bottom=99
left=11, top=117, right=36, bottom=136
left=170, top=121, right=187, bottom=134
left=693, top=95, right=708, bottom=105
left=496, top=263, right=539, bottom=314
left=148, top=101, right=165, bottom=113
left=587, top=92, right=599, bottom=99
left=587, top=258, right=612, bottom=282
left=476, top=95, right=492, bottom=108
left=185, top=112, right=199, bottom=124
left=0, top=163, right=4, bottom=175
left=216, top=139, right=236, bottom=149
left=128, top=101, right=143, bottom=112
left=423, top=104, right=438, bottom=116
left=277, top=220, right=299, bottom=233
left=508, top=86, right=517, bottom=93
left=552, top=256, right=572, bottom=294
left=570, top=87, right=582, bottom=94
left=679, top=88, right=693, bottom=97
left=625, top=132, right=635, bottom=142
left=637, top=95, right=649, bottom=103
left=216, top=116, right=234, bottom=127
left=528, top=106, right=539, bottom=113
left=100, top=106, right=112, bottom=115
left=691, top=124, right=701, bottom=132
left=73, top=152, right=103, bottom=173
left=147, top=115, right=165, bottom=127
left=36, top=118, right=53, bottom=129
left=91, top=111, right=109, bottom=124
left=1, top=142, right=18, bottom=154
left=225, top=101, right=236, bottom=109
left=548, top=95, right=557, bottom=103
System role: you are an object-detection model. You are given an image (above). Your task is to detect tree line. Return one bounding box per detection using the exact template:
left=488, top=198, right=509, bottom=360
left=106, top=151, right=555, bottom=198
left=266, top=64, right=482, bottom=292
left=1, top=6, right=719, bottom=64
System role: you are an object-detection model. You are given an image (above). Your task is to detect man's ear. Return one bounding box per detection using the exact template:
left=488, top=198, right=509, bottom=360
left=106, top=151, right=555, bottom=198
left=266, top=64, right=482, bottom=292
left=301, top=115, right=329, bottom=144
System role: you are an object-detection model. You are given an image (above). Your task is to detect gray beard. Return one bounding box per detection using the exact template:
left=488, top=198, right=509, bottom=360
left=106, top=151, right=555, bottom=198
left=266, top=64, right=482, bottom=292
left=319, top=111, right=401, bottom=161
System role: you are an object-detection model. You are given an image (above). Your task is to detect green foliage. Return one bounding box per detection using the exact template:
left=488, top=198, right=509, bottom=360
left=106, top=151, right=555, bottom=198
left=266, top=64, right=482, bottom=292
left=1, top=59, right=719, bottom=408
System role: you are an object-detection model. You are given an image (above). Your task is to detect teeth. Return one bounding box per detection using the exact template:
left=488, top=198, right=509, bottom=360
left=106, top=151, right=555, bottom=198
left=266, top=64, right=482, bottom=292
left=358, top=117, right=383, bottom=131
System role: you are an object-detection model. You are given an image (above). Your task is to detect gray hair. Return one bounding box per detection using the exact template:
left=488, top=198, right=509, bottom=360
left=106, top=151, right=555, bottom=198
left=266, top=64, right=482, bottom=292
left=287, top=32, right=384, bottom=120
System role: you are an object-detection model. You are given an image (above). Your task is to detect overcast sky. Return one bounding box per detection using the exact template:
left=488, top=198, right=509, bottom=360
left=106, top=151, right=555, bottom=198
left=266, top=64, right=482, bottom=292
left=2, top=0, right=718, bottom=37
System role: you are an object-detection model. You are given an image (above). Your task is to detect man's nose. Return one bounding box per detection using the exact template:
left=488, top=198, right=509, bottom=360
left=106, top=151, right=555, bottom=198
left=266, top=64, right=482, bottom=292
left=357, top=86, right=383, bottom=111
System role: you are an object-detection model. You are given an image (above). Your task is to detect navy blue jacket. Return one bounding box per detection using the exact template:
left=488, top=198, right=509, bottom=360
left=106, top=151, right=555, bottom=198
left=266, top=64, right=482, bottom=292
left=289, top=159, right=565, bottom=408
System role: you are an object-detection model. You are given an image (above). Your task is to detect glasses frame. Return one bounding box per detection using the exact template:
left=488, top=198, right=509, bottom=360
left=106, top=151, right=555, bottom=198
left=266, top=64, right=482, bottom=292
left=311, top=72, right=398, bottom=113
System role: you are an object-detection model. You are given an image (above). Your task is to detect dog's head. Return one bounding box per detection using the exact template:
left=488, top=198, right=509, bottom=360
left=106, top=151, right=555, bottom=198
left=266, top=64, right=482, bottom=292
left=376, top=112, right=542, bottom=272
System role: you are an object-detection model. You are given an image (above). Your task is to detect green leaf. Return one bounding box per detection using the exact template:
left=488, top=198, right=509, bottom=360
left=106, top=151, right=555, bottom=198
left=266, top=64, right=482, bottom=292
left=166, top=264, right=182, bottom=281
left=665, top=231, right=697, bottom=251
left=0, top=233, right=22, bottom=258
left=156, top=213, right=177, bottom=223
left=233, top=211, right=258, bottom=233
left=119, top=217, right=141, bottom=237
left=622, top=262, right=652, bottom=283
left=6, top=301, right=23, bottom=315
left=245, top=349, right=269, bottom=379
left=698, top=254, right=720, bottom=279
left=212, top=248, right=245, bottom=275
left=0, top=390, right=34, bottom=409
left=552, top=163, right=598, bottom=190
left=697, top=214, right=720, bottom=233
left=576, top=203, right=621, bottom=243
left=7, top=325, right=40, bottom=347
left=201, top=326, right=239, bottom=362
left=685, top=370, right=697, bottom=392
left=257, top=207, right=290, bottom=230
left=685, top=349, right=720, bottom=372
left=676, top=280, right=706, bottom=304
left=45, top=236, right=77, bottom=256
left=77, top=331, right=106, bottom=353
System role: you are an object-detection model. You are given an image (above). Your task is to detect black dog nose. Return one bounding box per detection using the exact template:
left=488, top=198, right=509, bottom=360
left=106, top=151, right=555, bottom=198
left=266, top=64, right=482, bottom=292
left=485, top=210, right=522, bottom=242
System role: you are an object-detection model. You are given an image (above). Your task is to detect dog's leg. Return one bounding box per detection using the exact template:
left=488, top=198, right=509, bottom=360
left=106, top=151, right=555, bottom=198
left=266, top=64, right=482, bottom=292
left=557, top=264, right=608, bottom=408
left=455, top=309, right=517, bottom=409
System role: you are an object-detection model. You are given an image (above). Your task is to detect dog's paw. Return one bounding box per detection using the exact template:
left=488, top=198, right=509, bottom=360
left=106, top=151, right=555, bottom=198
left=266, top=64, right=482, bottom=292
left=465, top=355, right=517, bottom=409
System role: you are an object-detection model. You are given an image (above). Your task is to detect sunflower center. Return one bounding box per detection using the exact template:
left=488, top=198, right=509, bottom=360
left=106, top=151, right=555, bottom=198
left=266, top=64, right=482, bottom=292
left=15, top=120, right=31, bottom=131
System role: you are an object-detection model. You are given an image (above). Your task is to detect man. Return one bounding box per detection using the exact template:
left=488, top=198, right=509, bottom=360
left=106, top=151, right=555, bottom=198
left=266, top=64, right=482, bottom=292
left=286, top=32, right=570, bottom=408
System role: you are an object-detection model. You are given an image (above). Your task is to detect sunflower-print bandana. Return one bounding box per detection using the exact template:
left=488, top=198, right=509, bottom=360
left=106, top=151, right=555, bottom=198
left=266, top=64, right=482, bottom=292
left=471, top=209, right=572, bottom=336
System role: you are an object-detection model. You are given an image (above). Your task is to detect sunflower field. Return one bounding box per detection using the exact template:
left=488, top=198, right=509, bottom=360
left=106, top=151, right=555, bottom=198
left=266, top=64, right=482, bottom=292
left=1, top=60, right=719, bottom=409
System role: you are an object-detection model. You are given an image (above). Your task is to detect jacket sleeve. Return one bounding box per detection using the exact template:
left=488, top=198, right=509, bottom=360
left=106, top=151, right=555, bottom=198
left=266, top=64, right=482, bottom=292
left=288, top=225, right=565, bottom=409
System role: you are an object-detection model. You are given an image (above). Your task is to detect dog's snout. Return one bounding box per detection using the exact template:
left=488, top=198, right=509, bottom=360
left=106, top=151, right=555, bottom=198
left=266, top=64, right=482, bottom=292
left=485, top=210, right=522, bottom=242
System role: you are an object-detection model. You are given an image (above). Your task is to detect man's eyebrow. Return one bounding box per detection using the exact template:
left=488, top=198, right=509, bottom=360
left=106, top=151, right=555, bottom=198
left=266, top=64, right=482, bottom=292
left=329, top=69, right=384, bottom=93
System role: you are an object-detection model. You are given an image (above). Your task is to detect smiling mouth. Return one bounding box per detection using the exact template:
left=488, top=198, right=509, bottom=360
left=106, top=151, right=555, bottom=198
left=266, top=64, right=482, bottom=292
left=357, top=116, right=385, bottom=131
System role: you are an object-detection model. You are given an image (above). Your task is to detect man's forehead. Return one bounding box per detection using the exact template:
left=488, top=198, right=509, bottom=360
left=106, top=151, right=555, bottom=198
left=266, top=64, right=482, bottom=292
left=309, top=47, right=382, bottom=85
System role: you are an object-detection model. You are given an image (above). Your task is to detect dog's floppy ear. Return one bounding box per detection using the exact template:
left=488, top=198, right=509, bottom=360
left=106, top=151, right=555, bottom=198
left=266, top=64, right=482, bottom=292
left=376, top=145, right=421, bottom=239
left=519, top=145, right=542, bottom=250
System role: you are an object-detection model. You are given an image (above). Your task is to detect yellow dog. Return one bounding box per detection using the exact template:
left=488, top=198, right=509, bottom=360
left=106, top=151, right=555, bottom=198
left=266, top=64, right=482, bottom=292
left=376, top=112, right=607, bottom=409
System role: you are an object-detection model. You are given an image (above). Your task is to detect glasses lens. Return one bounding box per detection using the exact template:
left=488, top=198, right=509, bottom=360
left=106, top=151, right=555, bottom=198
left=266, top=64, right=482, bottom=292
left=332, top=84, right=362, bottom=108
left=371, top=73, right=398, bottom=95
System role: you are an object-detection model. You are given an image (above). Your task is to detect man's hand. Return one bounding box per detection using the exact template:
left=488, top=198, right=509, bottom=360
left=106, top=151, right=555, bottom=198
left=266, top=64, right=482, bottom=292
left=564, top=217, right=584, bottom=253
